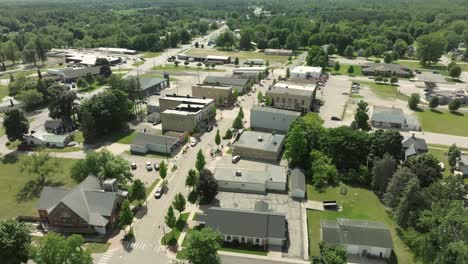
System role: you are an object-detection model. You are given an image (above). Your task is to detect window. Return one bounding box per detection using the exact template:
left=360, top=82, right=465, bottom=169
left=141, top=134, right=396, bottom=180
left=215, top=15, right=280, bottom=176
left=226, top=235, right=232, bottom=242
left=294, top=99, right=297, bottom=105
left=241, top=237, right=246, bottom=243
left=282, top=98, right=285, bottom=104
left=302, top=100, right=305, bottom=106
left=255, top=238, right=260, bottom=245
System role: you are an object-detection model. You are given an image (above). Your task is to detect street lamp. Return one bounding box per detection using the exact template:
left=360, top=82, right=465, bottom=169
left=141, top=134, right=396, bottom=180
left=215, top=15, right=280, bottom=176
left=158, top=225, right=167, bottom=253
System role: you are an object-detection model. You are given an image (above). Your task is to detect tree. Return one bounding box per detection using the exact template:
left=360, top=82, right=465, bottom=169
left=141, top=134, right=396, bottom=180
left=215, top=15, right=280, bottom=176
left=384, top=52, right=393, bottom=63
left=196, top=149, right=206, bottom=172
left=306, top=46, right=329, bottom=67
left=31, top=233, right=92, bottom=264
left=48, top=86, right=77, bottom=121
left=215, top=31, right=235, bottom=49
left=16, top=89, right=43, bottom=111
left=448, top=144, right=461, bottom=170
left=364, top=47, right=373, bottom=58
left=130, top=179, right=146, bottom=206
left=284, top=124, right=309, bottom=167
left=390, top=76, right=398, bottom=85
left=76, top=78, right=88, bottom=89
left=312, top=241, right=347, bottom=264
left=265, top=96, right=271, bottom=106
left=448, top=65, right=462, bottom=79
left=257, top=91, right=264, bottom=102
left=327, top=44, right=336, bottom=55
left=186, top=169, right=198, bottom=190
left=80, top=108, right=96, bottom=143
left=172, top=193, right=186, bottom=216
left=371, top=155, right=397, bottom=196
left=71, top=150, right=133, bottom=185
left=0, top=219, right=31, bottom=264
left=3, top=108, right=29, bottom=142
left=215, top=129, right=221, bottom=148
left=239, top=30, right=253, bottom=50
left=4, top=41, right=19, bottom=64
left=448, top=99, right=461, bottom=112
left=429, top=96, right=439, bottom=110
left=417, top=34, right=447, bottom=66
left=394, top=177, right=420, bottom=228
left=19, top=152, right=59, bottom=198
left=285, top=33, right=299, bottom=50
left=223, top=129, right=232, bottom=139
left=354, top=100, right=370, bottom=131
left=404, top=153, right=442, bottom=188
left=165, top=206, right=177, bottom=238
left=238, top=107, right=244, bottom=119
left=232, top=115, right=243, bottom=129
left=118, top=199, right=134, bottom=234
left=393, top=39, right=408, bottom=58
left=159, top=160, right=168, bottom=179
left=174, top=60, right=180, bottom=67
left=268, top=38, right=280, bottom=49
left=333, top=61, right=340, bottom=71
left=310, top=150, right=339, bottom=189
left=347, top=65, right=354, bottom=74
left=185, top=227, right=222, bottom=264
left=286, top=67, right=290, bottom=79
left=99, top=65, right=112, bottom=78
left=22, top=40, right=37, bottom=66
left=85, top=72, right=94, bottom=84
left=408, top=93, right=420, bottom=110
left=383, top=167, right=417, bottom=208
left=196, top=169, right=218, bottom=203
left=370, top=129, right=403, bottom=160
left=344, top=45, right=354, bottom=58
left=95, top=58, right=110, bottom=66
left=234, top=57, right=239, bottom=65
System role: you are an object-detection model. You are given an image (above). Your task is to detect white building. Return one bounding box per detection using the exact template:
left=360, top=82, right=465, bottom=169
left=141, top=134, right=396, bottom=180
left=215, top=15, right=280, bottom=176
left=290, top=66, right=322, bottom=79
left=97, top=47, right=137, bottom=55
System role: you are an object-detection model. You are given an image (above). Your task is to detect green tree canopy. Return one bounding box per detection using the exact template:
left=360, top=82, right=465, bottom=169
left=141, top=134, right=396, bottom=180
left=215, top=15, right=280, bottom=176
left=3, top=107, right=29, bottom=142
left=0, top=219, right=31, bottom=264
left=306, top=46, right=329, bottom=67
left=31, top=233, right=92, bottom=264
left=186, top=228, right=222, bottom=264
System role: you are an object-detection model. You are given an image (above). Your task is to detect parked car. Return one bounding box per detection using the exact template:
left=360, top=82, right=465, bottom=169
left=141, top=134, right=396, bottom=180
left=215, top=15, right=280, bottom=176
left=131, top=162, right=137, bottom=170
left=154, top=187, right=163, bottom=199
left=207, top=125, right=213, bottom=132
left=342, top=92, right=349, bottom=95
left=190, top=137, right=198, bottom=147
left=146, top=161, right=153, bottom=171
left=154, top=163, right=160, bottom=171
left=232, top=155, right=241, bottom=163
left=331, top=116, right=341, bottom=121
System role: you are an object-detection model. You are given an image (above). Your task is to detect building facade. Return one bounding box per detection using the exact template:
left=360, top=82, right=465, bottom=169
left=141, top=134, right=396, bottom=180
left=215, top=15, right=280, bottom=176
left=266, top=81, right=316, bottom=113
left=250, top=105, right=301, bottom=133
left=191, top=84, right=234, bottom=106
left=233, top=131, right=286, bottom=162
left=290, top=66, right=322, bottom=79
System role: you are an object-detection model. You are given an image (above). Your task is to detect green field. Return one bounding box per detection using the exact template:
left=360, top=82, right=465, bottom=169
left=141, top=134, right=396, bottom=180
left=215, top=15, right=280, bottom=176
left=358, top=81, right=408, bottom=101
left=0, top=155, right=77, bottom=219
left=326, top=64, right=362, bottom=76
left=396, top=60, right=448, bottom=75
left=152, top=64, right=225, bottom=72
left=0, top=85, right=8, bottom=99
left=141, top=73, right=178, bottom=81
left=306, top=183, right=415, bottom=264
left=185, top=48, right=290, bottom=62
left=427, top=147, right=451, bottom=177
left=417, top=109, right=468, bottom=137
left=161, top=212, right=190, bottom=246
left=84, top=242, right=110, bottom=254
left=141, top=52, right=162, bottom=58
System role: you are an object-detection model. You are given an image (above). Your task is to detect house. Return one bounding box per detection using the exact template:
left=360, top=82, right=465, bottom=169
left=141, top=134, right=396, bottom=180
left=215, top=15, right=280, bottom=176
left=97, top=47, right=137, bottom=55
left=370, top=106, right=420, bottom=131
left=44, top=119, right=75, bottom=135
left=244, top=59, right=264, bottom=65
left=361, top=63, right=411, bottom=77
left=37, top=176, right=127, bottom=234
left=250, top=105, right=301, bottom=133
left=290, top=66, right=322, bottom=79
left=25, top=130, right=71, bottom=148
left=264, top=49, right=293, bottom=56
left=130, top=132, right=185, bottom=155
left=402, top=134, right=428, bottom=160
left=0, top=96, right=23, bottom=113
left=127, top=75, right=170, bottom=97
left=290, top=168, right=306, bottom=199
left=203, top=76, right=250, bottom=94
left=425, top=89, right=467, bottom=105
left=198, top=207, right=286, bottom=249
left=457, top=155, right=468, bottom=176
left=232, top=131, right=286, bottom=162
left=266, top=81, right=317, bottom=113
left=191, top=84, right=234, bottom=106
left=159, top=95, right=215, bottom=133
left=321, top=218, right=393, bottom=259
left=47, top=66, right=101, bottom=83
left=213, top=164, right=287, bottom=194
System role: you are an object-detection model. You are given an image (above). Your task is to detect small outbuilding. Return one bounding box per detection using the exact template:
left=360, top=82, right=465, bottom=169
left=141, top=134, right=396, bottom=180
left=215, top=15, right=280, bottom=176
left=290, top=168, right=306, bottom=199
left=130, top=132, right=184, bottom=155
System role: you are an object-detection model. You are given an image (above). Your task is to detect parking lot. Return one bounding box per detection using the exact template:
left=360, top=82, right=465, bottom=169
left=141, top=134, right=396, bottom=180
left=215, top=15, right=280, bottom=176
left=211, top=192, right=304, bottom=259
left=318, top=76, right=351, bottom=127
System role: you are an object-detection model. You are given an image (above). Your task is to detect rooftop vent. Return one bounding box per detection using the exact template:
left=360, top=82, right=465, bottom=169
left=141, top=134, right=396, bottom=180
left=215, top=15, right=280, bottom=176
left=273, top=141, right=277, bottom=146
left=257, top=136, right=263, bottom=142
left=235, top=171, right=242, bottom=176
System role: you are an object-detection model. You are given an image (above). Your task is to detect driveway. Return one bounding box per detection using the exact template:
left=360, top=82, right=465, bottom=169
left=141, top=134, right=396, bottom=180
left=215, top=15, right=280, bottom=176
left=212, top=192, right=304, bottom=259
left=318, top=76, right=351, bottom=127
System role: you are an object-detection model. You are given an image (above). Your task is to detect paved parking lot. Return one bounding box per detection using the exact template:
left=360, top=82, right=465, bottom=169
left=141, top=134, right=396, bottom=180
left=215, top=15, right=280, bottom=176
left=213, top=192, right=304, bottom=259
left=318, top=76, right=351, bottom=127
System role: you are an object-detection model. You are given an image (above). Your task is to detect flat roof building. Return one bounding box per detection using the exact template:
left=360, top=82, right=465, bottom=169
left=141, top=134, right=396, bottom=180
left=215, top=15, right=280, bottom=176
left=97, top=47, right=137, bottom=55
left=176, top=53, right=231, bottom=64
left=291, top=66, right=322, bottom=79
left=264, top=49, right=293, bottom=56
left=266, top=81, right=317, bottom=113
left=130, top=132, right=185, bottom=155
left=250, top=105, right=300, bottom=133
left=203, top=76, right=250, bottom=94
left=47, top=66, right=101, bottom=83
left=191, top=84, right=234, bottom=106
left=290, top=168, right=306, bottom=199
left=233, top=131, right=286, bottom=162
left=362, top=63, right=411, bottom=77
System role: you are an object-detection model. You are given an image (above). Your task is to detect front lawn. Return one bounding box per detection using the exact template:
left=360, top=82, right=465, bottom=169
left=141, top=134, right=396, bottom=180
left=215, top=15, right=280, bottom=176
left=0, top=155, right=77, bottom=219
left=161, top=212, right=190, bottom=246
left=416, top=109, right=468, bottom=137
left=326, top=64, right=362, bottom=76
left=84, top=242, right=110, bottom=254
left=396, top=60, right=448, bottom=76
left=0, top=84, right=8, bottom=99
left=102, top=129, right=138, bottom=144
left=358, top=81, right=408, bottom=101
left=427, top=147, right=451, bottom=177
left=219, top=247, right=268, bottom=256
left=306, top=183, right=414, bottom=264
left=152, top=65, right=225, bottom=72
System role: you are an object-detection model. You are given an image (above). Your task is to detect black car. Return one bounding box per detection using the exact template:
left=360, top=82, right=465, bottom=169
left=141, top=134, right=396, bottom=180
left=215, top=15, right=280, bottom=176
left=331, top=116, right=341, bottom=121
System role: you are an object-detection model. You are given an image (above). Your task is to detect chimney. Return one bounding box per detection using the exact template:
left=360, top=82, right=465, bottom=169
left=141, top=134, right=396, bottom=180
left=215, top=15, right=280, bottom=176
left=235, top=171, right=242, bottom=176
left=103, top=179, right=118, bottom=192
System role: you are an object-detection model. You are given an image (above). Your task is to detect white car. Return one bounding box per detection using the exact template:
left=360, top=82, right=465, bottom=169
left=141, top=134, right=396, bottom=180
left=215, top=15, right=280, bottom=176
left=190, top=138, right=198, bottom=147
left=232, top=155, right=241, bottom=163
left=145, top=161, right=152, bottom=171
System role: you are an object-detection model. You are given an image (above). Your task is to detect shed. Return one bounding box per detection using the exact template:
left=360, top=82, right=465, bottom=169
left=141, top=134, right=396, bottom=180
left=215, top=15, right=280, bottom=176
left=290, top=168, right=306, bottom=199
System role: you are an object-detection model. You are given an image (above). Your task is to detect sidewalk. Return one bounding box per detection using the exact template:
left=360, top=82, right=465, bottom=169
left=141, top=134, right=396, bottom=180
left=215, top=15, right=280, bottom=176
left=219, top=250, right=310, bottom=264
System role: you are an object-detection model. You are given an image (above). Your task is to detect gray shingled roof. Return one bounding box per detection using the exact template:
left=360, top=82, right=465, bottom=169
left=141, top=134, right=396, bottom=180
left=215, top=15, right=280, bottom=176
left=57, top=66, right=101, bottom=79
left=202, top=207, right=286, bottom=240
left=371, top=106, right=406, bottom=124
left=290, top=168, right=306, bottom=193
left=133, top=76, right=166, bottom=91
left=44, top=120, right=62, bottom=130
left=402, top=135, right=428, bottom=158
left=321, top=218, right=393, bottom=249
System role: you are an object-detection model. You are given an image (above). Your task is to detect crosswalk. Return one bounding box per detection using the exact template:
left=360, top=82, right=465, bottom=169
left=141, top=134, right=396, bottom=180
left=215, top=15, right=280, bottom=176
left=121, top=241, right=166, bottom=253
left=97, top=251, right=113, bottom=264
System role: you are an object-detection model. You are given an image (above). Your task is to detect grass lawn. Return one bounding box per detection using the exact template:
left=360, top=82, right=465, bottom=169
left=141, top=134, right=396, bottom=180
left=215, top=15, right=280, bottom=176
left=152, top=64, right=225, bottom=72
left=0, top=85, right=8, bottom=99
left=185, top=48, right=290, bottom=63
left=141, top=73, right=178, bottom=81
left=0, top=155, right=77, bottom=219
left=6, top=140, right=22, bottom=150
left=0, top=127, right=4, bottom=137
left=396, top=60, right=448, bottom=75
left=358, top=81, right=408, bottom=101
left=427, top=144, right=468, bottom=178
left=132, top=61, right=144, bottom=67
left=161, top=212, right=190, bottom=246
left=219, top=247, right=268, bottom=256
left=326, top=64, right=362, bottom=76
left=142, top=52, right=162, bottom=58
left=99, top=129, right=138, bottom=144
left=72, top=131, right=85, bottom=144
left=306, top=183, right=414, bottom=264
left=84, top=242, right=110, bottom=254
left=40, top=146, right=82, bottom=153
left=416, top=109, right=468, bottom=137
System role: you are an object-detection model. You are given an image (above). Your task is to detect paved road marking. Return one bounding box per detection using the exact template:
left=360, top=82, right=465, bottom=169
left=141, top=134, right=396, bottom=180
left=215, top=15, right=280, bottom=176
left=98, top=252, right=113, bottom=264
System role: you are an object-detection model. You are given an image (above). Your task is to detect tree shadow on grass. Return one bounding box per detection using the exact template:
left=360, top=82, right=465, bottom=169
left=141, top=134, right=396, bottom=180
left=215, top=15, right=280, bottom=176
left=430, top=109, right=443, bottom=114
left=16, top=179, right=64, bottom=202
left=1, top=154, right=18, bottom=164
left=450, top=111, right=464, bottom=116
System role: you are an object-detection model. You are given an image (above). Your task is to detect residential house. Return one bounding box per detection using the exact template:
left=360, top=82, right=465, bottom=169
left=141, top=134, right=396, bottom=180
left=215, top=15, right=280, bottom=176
left=232, top=131, right=286, bottom=162
left=47, top=66, right=101, bottom=83
left=127, top=75, right=170, bottom=97
left=203, top=76, right=250, bottom=94
left=370, top=106, right=420, bottom=131
left=321, top=218, right=393, bottom=259
left=198, top=207, right=287, bottom=249
left=402, top=134, right=428, bottom=160
left=25, top=130, right=71, bottom=148
left=457, top=155, right=468, bottom=176
left=264, top=49, right=293, bottom=56
left=130, top=132, right=185, bottom=155
left=213, top=164, right=287, bottom=194
left=290, top=66, right=322, bottom=79
left=250, top=105, right=300, bottom=134
left=290, top=168, right=306, bottom=199
left=425, top=89, right=467, bottom=105
left=44, top=119, right=75, bottom=135
left=266, top=81, right=317, bottom=113
left=37, top=176, right=127, bottom=234
left=361, top=63, right=411, bottom=77
left=191, top=84, right=234, bottom=106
